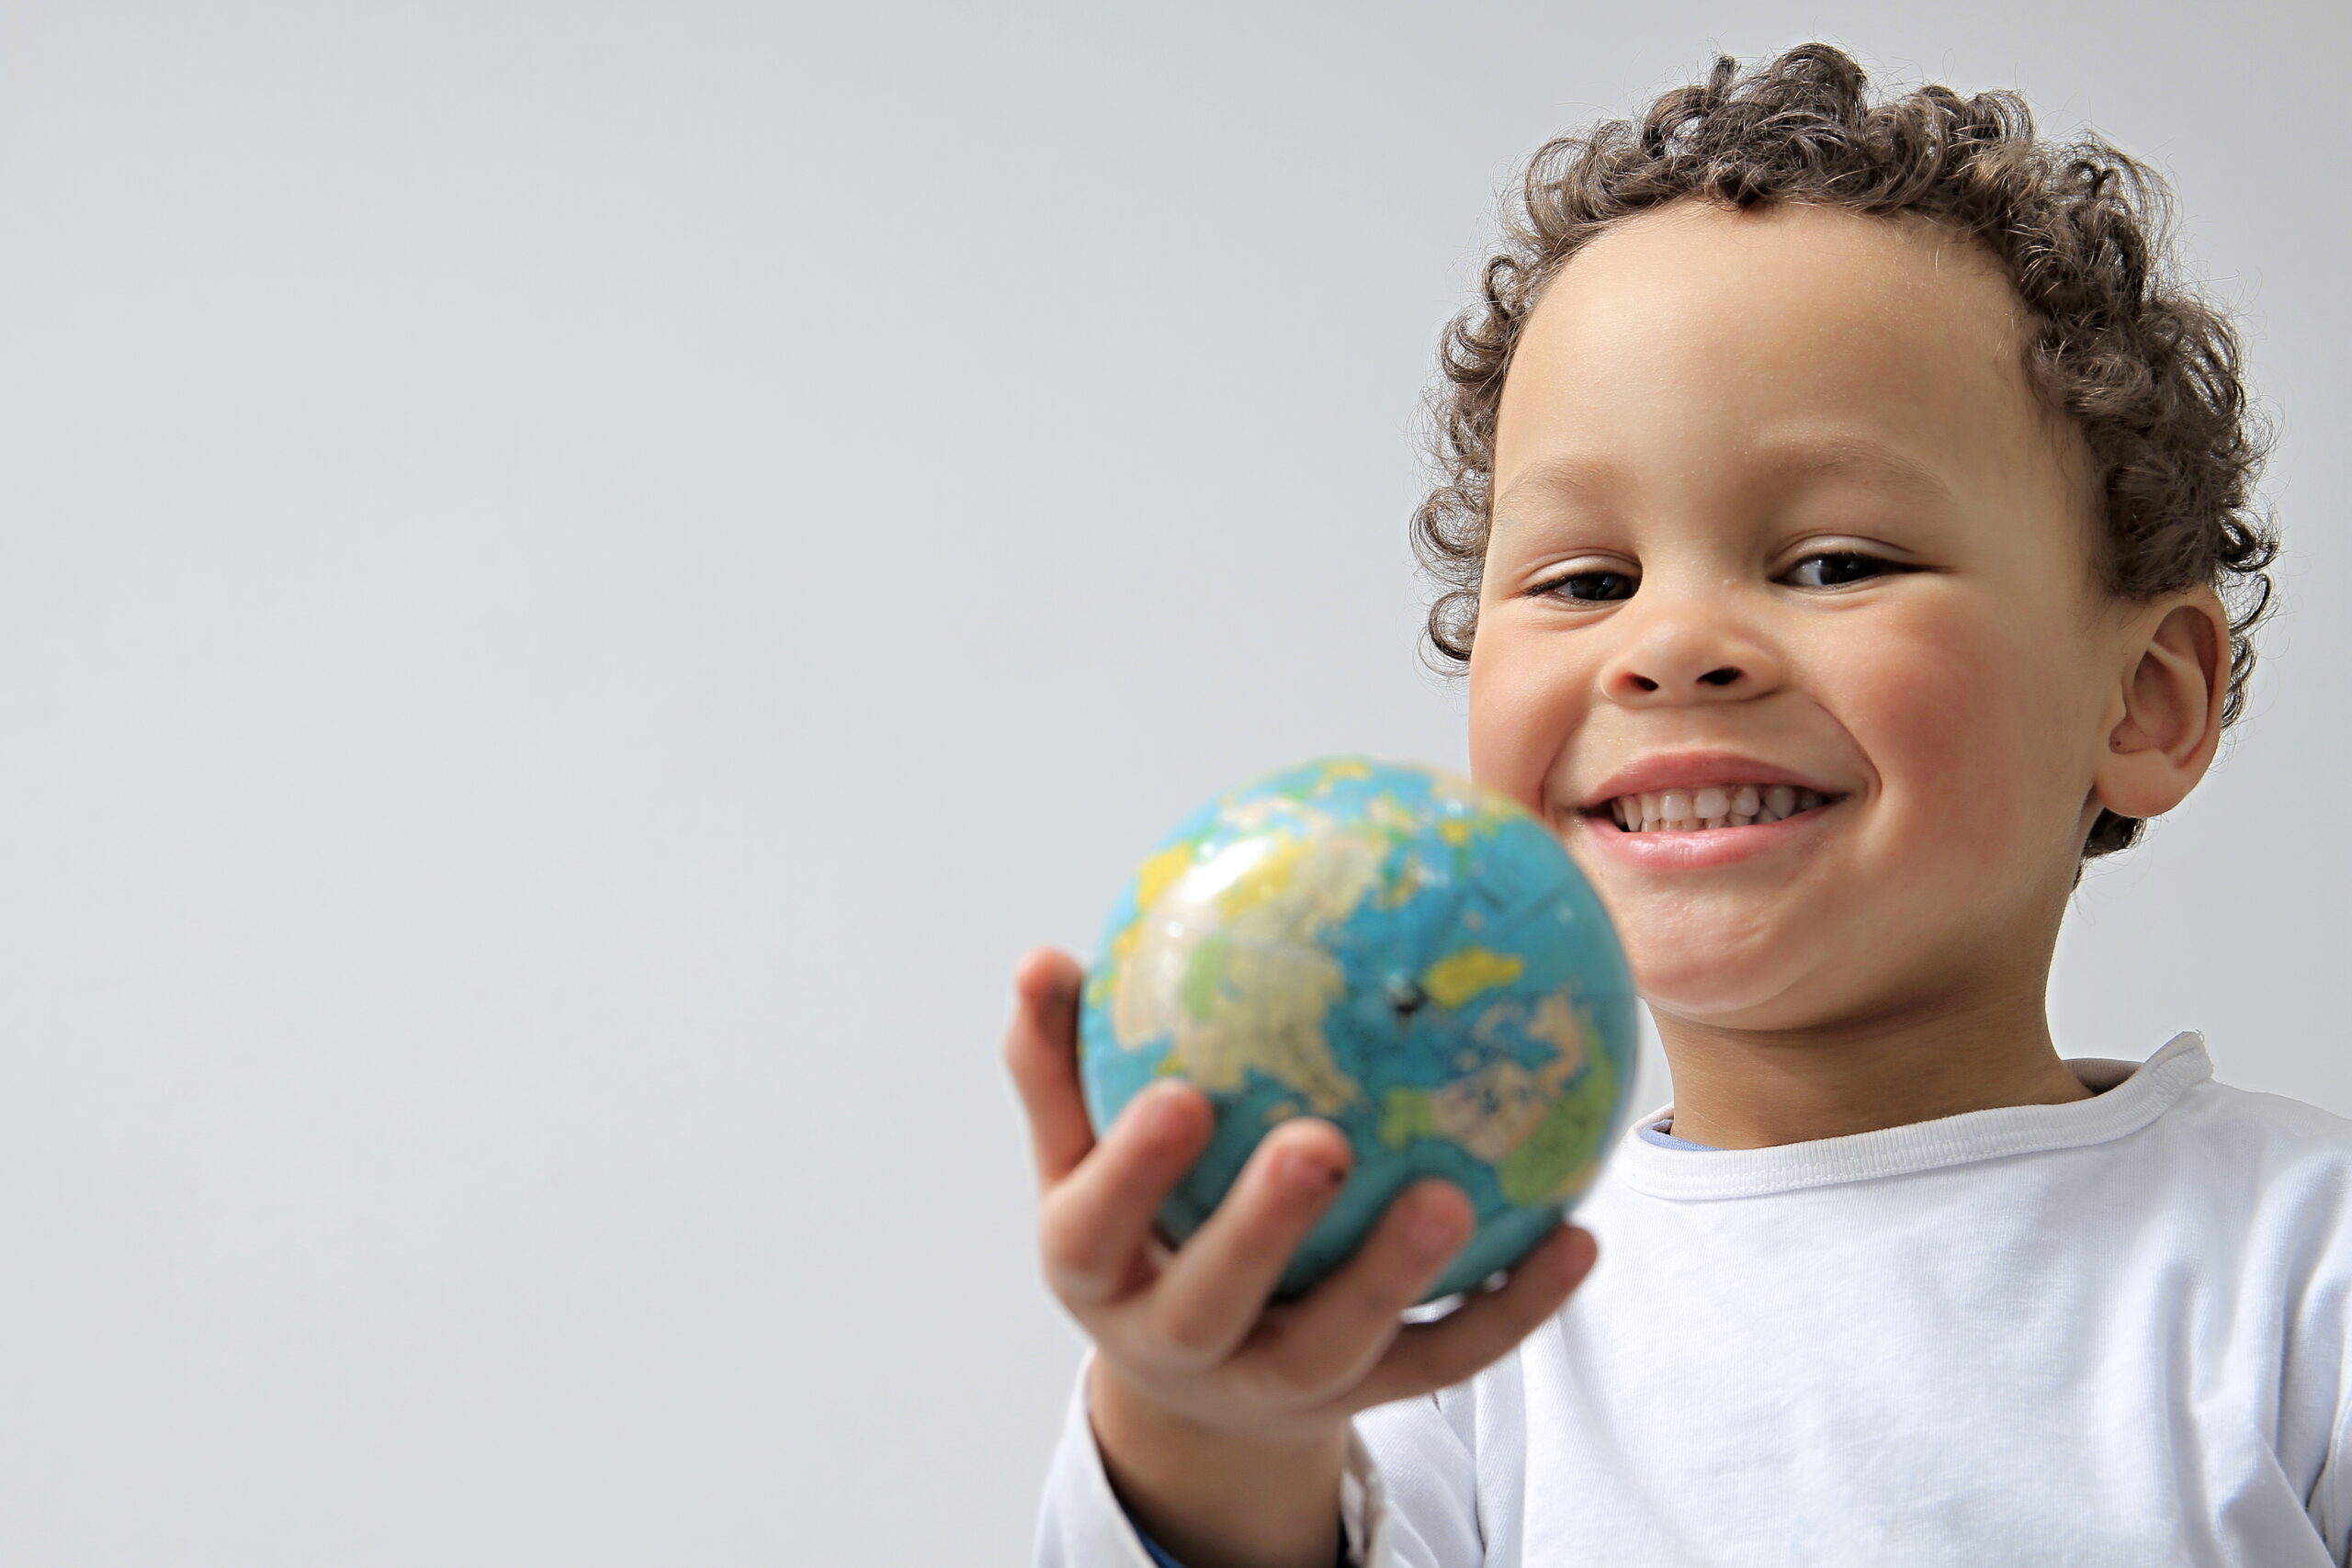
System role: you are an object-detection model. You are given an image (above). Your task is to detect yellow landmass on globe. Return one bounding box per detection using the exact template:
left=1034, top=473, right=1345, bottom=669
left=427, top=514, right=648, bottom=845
left=1134, top=840, right=1200, bottom=922
left=1420, top=946, right=1525, bottom=1010
left=1093, top=832, right=1218, bottom=1010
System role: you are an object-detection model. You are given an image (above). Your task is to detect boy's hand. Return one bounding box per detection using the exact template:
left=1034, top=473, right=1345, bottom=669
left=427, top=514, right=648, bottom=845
left=1004, top=945, right=1599, bottom=1453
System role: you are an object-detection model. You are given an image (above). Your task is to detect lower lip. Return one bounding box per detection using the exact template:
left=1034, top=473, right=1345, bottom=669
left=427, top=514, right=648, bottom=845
left=1567, top=799, right=1845, bottom=870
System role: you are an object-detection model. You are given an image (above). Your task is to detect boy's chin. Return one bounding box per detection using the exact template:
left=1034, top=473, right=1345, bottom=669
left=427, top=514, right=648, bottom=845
left=1624, top=942, right=1826, bottom=1028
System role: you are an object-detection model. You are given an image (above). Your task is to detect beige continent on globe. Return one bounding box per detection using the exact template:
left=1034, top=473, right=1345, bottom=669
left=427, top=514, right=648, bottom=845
left=1109, top=821, right=1383, bottom=1118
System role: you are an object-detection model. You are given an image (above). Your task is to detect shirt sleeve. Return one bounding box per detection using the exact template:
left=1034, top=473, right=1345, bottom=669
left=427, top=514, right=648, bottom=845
left=1032, top=1345, right=1485, bottom=1567
left=1129, top=1504, right=1348, bottom=1568
left=2316, top=1387, right=2352, bottom=1567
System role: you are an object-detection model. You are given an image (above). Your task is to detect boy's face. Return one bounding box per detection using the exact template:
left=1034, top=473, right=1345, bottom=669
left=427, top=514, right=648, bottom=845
left=1468, top=198, right=2121, bottom=1032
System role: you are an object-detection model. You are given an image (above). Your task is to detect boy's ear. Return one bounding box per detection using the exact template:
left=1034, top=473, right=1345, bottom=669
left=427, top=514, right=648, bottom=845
left=2093, top=585, right=2231, bottom=822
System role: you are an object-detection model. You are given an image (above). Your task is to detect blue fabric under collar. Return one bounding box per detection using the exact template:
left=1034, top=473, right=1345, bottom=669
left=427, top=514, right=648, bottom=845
left=1638, top=1119, right=1718, bottom=1152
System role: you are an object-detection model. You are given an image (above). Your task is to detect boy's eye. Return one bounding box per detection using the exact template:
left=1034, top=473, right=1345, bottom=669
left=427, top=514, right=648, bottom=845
left=1536, top=569, right=1639, bottom=604
left=1781, top=551, right=1906, bottom=589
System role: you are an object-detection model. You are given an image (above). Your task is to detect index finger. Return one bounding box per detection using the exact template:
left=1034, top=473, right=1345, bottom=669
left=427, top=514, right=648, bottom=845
left=1002, top=947, right=1097, bottom=1188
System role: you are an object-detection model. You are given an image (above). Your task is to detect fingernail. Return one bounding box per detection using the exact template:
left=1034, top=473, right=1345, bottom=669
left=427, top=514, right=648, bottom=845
left=1275, top=1145, right=1341, bottom=1193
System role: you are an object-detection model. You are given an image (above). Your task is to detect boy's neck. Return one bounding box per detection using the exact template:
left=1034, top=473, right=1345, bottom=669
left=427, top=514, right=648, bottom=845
left=1650, top=984, right=2097, bottom=1150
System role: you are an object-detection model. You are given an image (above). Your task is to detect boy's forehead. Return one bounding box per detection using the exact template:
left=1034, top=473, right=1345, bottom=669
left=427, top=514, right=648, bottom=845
left=1494, top=199, right=2066, bottom=511
left=1555, top=197, right=2018, bottom=323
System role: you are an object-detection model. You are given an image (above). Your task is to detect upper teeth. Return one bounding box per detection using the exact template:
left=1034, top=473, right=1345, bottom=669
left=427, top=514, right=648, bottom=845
left=1605, top=784, right=1828, bottom=832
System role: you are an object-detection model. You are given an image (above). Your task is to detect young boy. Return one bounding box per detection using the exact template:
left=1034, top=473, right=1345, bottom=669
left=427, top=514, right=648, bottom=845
left=1006, top=44, right=2348, bottom=1567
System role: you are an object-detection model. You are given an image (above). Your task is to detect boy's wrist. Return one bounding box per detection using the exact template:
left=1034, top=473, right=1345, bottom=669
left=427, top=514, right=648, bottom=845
left=1088, top=1357, right=1351, bottom=1568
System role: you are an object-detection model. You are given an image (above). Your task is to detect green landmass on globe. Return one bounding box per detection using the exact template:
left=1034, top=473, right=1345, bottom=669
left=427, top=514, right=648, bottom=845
left=1078, top=757, right=1638, bottom=1303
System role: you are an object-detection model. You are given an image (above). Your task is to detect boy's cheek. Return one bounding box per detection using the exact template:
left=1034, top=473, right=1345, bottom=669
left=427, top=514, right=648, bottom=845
left=1838, top=626, right=2077, bottom=872
left=1465, top=635, right=1579, bottom=813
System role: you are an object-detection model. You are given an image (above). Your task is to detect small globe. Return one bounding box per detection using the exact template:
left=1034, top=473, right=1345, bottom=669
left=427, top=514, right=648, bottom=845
left=1078, top=757, right=1637, bottom=1304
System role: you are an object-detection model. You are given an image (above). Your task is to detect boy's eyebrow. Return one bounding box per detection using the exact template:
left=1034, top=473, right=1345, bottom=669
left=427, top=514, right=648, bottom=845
left=1493, top=434, right=1960, bottom=522
left=1743, top=435, right=1962, bottom=509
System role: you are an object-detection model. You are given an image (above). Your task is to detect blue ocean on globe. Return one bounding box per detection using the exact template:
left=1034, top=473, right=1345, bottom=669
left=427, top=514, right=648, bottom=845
left=1078, top=757, right=1638, bottom=1303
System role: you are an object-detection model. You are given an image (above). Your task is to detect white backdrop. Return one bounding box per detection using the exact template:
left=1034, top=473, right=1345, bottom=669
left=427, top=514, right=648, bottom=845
left=0, top=4, right=2343, bottom=1564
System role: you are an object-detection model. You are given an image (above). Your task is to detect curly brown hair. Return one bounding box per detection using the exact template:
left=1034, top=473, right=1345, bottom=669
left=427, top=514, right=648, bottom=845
left=1410, top=41, right=2279, bottom=863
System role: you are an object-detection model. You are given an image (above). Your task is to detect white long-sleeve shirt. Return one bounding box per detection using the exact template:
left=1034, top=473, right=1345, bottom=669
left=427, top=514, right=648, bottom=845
left=1034, top=1031, right=2352, bottom=1565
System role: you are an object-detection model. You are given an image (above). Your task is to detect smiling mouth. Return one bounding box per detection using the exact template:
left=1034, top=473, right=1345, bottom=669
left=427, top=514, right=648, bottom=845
left=1588, top=784, right=1844, bottom=833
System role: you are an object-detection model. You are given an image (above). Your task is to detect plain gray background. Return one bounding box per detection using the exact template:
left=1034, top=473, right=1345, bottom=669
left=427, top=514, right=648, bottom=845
left=0, top=3, right=2342, bottom=1563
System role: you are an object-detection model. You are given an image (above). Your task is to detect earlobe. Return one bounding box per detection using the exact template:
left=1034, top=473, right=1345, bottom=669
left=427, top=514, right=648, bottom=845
left=2093, top=589, right=2230, bottom=821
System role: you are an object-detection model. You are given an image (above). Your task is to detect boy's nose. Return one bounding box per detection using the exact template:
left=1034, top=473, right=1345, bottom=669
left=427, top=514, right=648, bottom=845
left=1596, top=613, right=1781, bottom=705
